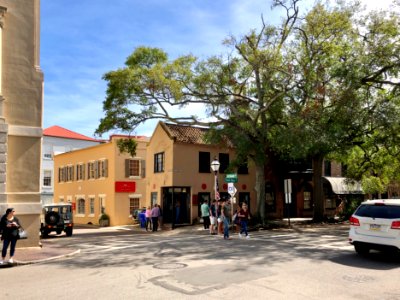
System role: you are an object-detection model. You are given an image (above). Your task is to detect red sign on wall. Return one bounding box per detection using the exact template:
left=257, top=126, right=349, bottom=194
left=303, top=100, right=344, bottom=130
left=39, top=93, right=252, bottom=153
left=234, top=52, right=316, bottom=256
left=115, top=181, right=136, bottom=193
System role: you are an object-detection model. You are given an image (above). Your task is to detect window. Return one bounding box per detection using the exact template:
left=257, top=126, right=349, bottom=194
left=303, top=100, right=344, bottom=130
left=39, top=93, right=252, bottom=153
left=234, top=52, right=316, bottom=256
left=324, top=160, right=331, bottom=176
left=237, top=159, right=248, bottom=174
left=76, top=163, right=85, bottom=181
left=77, top=199, right=85, bottom=214
left=43, top=146, right=52, bottom=159
left=304, top=191, right=311, bottom=210
left=129, top=198, right=140, bottom=213
left=89, top=197, right=95, bottom=214
left=151, top=192, right=158, bottom=207
left=43, top=170, right=51, bottom=187
left=198, top=152, right=211, bottom=173
left=219, top=153, right=229, bottom=174
left=154, top=152, right=164, bottom=173
left=66, top=165, right=74, bottom=182
left=99, top=159, right=108, bottom=178
left=88, top=162, right=95, bottom=179
left=58, top=167, right=66, bottom=183
left=126, top=159, right=140, bottom=177
left=99, top=196, right=106, bottom=214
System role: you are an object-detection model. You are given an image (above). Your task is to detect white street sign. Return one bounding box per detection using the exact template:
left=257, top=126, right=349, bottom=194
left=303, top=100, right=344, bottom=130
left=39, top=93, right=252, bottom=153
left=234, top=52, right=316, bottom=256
left=227, top=182, right=237, bottom=197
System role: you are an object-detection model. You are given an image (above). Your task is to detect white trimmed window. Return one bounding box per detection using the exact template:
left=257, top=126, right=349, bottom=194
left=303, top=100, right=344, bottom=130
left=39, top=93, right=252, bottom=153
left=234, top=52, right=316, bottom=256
left=129, top=198, right=140, bottom=213
left=43, top=170, right=51, bottom=187
left=76, top=163, right=85, bottom=181
left=89, top=197, right=95, bottom=215
left=77, top=198, right=85, bottom=214
left=88, top=161, right=95, bottom=179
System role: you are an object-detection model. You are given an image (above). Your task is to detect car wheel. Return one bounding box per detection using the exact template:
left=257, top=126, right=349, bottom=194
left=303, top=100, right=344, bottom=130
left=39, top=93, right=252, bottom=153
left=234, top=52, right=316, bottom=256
left=45, top=211, right=60, bottom=225
left=355, top=244, right=369, bottom=255
left=65, top=227, right=73, bottom=237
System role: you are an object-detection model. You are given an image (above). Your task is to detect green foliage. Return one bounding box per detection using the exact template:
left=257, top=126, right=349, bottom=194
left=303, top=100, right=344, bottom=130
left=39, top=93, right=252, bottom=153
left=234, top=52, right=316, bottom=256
left=96, top=0, right=400, bottom=222
left=116, top=138, right=138, bottom=157
left=361, top=176, right=387, bottom=195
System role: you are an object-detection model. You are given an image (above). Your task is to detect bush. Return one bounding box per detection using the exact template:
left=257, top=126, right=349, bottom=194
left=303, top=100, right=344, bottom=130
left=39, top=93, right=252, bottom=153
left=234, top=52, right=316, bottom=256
left=99, top=213, right=110, bottom=227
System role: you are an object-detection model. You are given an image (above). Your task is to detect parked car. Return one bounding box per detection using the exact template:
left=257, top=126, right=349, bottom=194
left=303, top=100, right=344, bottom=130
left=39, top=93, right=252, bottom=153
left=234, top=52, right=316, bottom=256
left=40, top=203, right=73, bottom=237
left=349, top=199, right=400, bottom=255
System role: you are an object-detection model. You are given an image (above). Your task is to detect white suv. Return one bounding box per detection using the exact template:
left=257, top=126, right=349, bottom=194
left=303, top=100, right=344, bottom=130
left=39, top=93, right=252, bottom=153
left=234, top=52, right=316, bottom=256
left=349, top=199, right=400, bottom=255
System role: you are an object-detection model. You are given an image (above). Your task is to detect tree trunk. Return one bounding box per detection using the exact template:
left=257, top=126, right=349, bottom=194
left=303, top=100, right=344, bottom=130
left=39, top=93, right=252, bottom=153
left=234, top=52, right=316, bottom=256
left=254, top=164, right=266, bottom=225
left=312, top=154, right=325, bottom=222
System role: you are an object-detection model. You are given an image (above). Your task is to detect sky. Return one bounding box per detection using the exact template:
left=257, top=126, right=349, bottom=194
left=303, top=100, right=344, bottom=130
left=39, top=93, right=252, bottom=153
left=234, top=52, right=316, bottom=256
left=40, top=0, right=396, bottom=139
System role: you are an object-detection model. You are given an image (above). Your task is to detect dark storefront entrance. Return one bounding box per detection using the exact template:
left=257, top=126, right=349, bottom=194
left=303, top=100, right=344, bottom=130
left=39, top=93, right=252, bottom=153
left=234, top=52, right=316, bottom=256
left=162, top=187, right=191, bottom=227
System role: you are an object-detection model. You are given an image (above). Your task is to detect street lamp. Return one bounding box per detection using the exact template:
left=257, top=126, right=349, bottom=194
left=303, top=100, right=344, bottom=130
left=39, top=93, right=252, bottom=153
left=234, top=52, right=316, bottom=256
left=211, top=157, right=220, bottom=234
left=210, top=157, right=220, bottom=199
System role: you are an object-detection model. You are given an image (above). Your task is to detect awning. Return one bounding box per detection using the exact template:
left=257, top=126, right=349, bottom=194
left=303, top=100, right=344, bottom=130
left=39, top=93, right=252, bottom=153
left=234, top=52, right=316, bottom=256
left=323, top=176, right=363, bottom=195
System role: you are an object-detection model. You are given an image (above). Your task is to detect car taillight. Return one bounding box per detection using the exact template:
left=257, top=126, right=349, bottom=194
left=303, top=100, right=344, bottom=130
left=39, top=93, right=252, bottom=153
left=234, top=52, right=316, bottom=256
left=350, top=216, right=360, bottom=226
left=391, top=221, right=400, bottom=229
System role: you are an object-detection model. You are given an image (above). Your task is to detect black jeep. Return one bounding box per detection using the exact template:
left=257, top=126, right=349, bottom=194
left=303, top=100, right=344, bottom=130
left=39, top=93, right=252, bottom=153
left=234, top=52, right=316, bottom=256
left=40, top=203, right=73, bottom=237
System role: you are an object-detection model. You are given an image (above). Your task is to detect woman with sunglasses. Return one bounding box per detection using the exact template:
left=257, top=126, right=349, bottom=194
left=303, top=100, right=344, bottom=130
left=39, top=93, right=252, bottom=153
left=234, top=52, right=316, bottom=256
left=0, top=208, right=21, bottom=264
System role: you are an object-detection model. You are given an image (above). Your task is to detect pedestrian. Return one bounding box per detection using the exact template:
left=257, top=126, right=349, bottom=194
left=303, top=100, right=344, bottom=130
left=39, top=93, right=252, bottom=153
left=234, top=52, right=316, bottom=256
left=145, top=206, right=152, bottom=231
left=238, top=203, right=251, bottom=239
left=217, top=200, right=223, bottom=235
left=0, top=208, right=21, bottom=264
left=157, top=204, right=163, bottom=230
left=200, top=200, right=210, bottom=230
left=151, top=204, right=161, bottom=232
left=209, top=199, right=217, bottom=235
left=222, top=199, right=232, bottom=240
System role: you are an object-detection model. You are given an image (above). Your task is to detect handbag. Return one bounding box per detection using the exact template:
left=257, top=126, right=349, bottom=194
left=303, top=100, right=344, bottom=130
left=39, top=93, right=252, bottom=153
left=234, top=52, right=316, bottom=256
left=18, top=227, right=28, bottom=239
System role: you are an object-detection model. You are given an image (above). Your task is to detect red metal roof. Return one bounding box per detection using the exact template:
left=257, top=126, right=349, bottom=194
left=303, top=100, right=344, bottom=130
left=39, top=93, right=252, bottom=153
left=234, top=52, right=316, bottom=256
left=43, top=126, right=100, bottom=142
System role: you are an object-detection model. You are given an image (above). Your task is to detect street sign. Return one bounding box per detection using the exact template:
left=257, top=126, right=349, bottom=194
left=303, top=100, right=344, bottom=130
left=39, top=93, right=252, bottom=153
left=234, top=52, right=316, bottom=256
left=227, top=182, right=237, bottom=197
left=225, top=173, right=238, bottom=183
left=284, top=179, right=292, bottom=194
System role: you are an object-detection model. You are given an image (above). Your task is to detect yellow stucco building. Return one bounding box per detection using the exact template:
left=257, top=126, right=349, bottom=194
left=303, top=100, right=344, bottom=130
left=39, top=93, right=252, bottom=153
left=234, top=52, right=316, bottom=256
left=146, top=122, right=256, bottom=227
left=54, top=135, right=148, bottom=226
left=54, top=122, right=257, bottom=228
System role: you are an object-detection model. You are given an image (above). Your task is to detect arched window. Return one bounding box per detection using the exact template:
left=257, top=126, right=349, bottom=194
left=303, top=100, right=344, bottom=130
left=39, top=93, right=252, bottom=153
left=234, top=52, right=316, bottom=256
left=78, top=198, right=85, bottom=214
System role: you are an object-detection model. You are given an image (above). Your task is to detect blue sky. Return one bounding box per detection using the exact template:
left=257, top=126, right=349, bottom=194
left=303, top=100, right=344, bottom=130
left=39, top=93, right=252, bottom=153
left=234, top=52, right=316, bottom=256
left=40, top=0, right=393, bottom=139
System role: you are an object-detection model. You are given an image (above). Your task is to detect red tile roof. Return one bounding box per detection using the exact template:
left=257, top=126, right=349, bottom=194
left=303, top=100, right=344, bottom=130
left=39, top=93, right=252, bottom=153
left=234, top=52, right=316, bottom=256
left=162, top=123, right=209, bottom=144
left=43, top=126, right=100, bottom=142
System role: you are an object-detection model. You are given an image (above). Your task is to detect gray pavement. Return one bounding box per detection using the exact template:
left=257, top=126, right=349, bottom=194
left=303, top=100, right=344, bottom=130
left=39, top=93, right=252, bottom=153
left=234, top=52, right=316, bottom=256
left=2, top=218, right=345, bottom=266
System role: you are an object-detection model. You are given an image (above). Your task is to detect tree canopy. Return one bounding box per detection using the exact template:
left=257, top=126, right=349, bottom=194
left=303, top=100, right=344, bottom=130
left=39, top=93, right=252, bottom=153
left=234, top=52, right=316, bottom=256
left=96, top=0, right=400, bottom=222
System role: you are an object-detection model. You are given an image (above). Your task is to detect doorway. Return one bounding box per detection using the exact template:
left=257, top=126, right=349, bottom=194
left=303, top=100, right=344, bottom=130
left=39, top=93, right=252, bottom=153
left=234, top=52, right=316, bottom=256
left=162, top=187, right=191, bottom=227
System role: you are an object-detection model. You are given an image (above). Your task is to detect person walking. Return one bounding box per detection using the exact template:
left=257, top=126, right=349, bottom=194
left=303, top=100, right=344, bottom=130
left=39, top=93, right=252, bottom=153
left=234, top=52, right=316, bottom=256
left=238, top=203, right=251, bottom=239
left=209, top=199, right=217, bottom=235
left=0, top=208, right=22, bottom=264
left=151, top=204, right=161, bottom=232
left=145, top=206, right=152, bottom=231
left=200, top=200, right=210, bottom=230
left=222, top=199, right=232, bottom=240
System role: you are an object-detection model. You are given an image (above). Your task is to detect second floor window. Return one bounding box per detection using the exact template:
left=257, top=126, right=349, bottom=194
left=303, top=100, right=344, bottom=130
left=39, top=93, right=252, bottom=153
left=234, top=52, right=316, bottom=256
left=198, top=152, right=211, bottom=173
left=126, top=159, right=140, bottom=177
left=219, top=153, right=229, bottom=174
left=154, top=152, right=164, bottom=173
left=88, top=162, right=95, bottom=179
left=76, top=164, right=85, bottom=181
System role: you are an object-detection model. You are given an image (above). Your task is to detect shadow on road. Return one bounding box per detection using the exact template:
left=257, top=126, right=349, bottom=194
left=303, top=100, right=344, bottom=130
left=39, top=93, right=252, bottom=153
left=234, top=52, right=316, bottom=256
left=330, top=251, right=400, bottom=270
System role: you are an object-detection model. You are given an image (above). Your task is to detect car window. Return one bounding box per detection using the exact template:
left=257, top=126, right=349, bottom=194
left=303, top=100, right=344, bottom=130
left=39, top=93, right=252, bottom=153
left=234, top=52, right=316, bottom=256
left=355, top=204, right=400, bottom=219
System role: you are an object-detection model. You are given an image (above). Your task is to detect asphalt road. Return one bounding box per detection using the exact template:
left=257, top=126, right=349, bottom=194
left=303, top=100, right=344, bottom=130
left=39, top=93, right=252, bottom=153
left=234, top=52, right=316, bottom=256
left=1, top=224, right=400, bottom=299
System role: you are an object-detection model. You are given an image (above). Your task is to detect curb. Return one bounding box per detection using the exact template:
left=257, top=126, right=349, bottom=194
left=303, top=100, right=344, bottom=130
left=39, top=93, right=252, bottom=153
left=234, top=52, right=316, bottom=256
left=15, top=249, right=81, bottom=266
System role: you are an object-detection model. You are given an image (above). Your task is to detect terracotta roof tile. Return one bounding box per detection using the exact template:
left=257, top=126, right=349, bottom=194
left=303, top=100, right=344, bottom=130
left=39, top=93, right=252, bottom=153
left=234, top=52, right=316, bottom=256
left=43, top=126, right=100, bottom=142
left=163, top=123, right=210, bottom=144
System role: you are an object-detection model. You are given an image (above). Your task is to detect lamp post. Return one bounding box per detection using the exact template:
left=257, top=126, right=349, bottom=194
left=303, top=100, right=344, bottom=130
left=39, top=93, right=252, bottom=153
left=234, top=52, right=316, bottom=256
left=210, top=157, right=220, bottom=232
